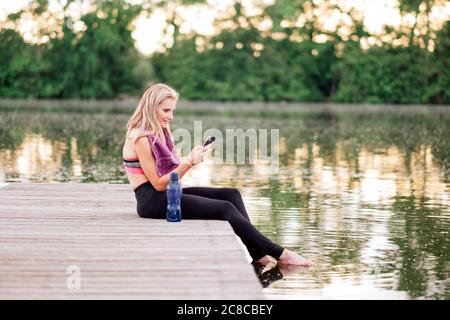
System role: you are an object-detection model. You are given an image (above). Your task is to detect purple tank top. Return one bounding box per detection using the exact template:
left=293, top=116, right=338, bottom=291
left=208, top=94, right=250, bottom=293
left=148, top=129, right=180, bottom=177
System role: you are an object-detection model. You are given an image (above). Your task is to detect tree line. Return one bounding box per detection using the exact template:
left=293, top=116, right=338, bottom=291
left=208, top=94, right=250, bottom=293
left=0, top=0, right=449, bottom=103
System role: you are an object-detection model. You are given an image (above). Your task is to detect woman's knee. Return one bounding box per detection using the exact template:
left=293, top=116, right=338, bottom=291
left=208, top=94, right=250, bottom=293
left=218, top=200, right=241, bottom=220
left=223, top=188, right=241, bottom=201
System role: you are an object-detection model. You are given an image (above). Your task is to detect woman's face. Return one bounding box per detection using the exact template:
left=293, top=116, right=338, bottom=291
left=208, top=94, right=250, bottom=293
left=156, top=98, right=176, bottom=129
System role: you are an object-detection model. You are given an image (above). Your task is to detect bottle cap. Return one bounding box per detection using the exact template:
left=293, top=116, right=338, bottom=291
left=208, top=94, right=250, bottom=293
left=170, top=172, right=179, bottom=181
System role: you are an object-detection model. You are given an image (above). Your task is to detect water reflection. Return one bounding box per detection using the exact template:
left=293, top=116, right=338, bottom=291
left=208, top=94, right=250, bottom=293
left=0, top=110, right=448, bottom=299
left=252, top=262, right=309, bottom=288
left=0, top=134, right=84, bottom=182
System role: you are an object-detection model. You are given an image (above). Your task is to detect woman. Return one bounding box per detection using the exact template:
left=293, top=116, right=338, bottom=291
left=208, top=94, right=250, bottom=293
left=122, top=83, right=311, bottom=266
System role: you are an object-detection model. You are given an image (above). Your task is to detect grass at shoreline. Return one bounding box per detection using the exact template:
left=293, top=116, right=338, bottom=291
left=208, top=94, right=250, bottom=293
left=0, top=99, right=449, bottom=118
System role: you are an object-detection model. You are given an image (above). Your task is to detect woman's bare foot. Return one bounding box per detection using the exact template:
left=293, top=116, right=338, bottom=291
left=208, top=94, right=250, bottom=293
left=278, top=264, right=309, bottom=276
left=253, top=255, right=276, bottom=265
left=278, top=249, right=312, bottom=266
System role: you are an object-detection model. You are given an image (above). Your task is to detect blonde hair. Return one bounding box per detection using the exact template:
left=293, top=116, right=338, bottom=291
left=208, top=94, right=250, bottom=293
left=126, top=83, right=179, bottom=143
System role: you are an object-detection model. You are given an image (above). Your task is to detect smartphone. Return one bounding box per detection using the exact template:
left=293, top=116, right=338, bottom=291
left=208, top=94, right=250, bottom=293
left=203, top=136, right=215, bottom=147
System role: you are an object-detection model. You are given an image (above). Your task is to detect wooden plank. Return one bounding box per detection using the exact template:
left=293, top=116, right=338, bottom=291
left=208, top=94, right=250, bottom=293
left=0, top=183, right=263, bottom=300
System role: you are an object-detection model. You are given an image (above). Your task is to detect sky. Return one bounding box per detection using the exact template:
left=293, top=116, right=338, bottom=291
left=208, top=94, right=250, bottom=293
left=1, top=0, right=449, bottom=55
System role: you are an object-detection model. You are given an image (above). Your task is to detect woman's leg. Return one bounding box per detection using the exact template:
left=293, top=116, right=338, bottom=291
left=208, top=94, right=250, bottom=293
left=183, top=187, right=250, bottom=220
left=136, top=183, right=311, bottom=266
left=183, top=187, right=268, bottom=260
left=180, top=193, right=284, bottom=261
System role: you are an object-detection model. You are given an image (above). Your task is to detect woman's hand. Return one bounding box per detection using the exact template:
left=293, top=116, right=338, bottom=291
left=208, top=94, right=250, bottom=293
left=188, top=144, right=213, bottom=166
left=188, top=146, right=205, bottom=165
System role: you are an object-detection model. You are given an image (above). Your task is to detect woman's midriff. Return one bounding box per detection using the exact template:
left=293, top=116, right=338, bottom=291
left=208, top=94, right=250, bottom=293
left=126, top=172, right=149, bottom=191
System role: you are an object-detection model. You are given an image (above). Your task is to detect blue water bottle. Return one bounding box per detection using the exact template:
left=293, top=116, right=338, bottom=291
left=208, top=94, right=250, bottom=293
left=166, top=172, right=182, bottom=222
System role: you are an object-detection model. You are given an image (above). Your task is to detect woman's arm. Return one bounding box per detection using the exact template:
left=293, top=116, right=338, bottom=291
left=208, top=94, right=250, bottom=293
left=134, top=136, right=193, bottom=191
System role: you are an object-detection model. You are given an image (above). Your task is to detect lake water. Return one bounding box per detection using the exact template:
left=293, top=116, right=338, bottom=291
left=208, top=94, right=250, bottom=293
left=0, top=108, right=448, bottom=299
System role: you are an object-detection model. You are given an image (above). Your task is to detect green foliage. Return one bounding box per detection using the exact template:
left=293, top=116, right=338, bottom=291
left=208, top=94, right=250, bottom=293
left=153, top=27, right=336, bottom=101
left=264, top=0, right=307, bottom=32
left=426, top=21, right=450, bottom=104
left=0, top=29, right=48, bottom=98
left=0, top=0, right=449, bottom=103
left=1, top=0, right=143, bottom=99
left=398, top=0, right=422, bottom=12
left=333, top=45, right=430, bottom=104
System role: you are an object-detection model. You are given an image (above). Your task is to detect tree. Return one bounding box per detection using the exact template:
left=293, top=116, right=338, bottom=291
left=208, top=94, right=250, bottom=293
left=0, top=29, right=48, bottom=97
left=0, top=0, right=143, bottom=98
left=426, top=20, right=450, bottom=103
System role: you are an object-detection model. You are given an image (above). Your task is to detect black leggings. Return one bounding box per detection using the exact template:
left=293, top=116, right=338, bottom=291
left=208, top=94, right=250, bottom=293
left=134, top=182, right=284, bottom=261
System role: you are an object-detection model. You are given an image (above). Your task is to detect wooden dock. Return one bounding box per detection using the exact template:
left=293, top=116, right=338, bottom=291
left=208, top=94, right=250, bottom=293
left=0, top=183, right=264, bottom=299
